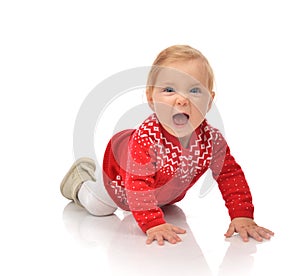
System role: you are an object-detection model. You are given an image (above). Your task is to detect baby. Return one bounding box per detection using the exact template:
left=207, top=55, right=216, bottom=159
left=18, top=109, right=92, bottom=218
left=61, top=45, right=274, bottom=245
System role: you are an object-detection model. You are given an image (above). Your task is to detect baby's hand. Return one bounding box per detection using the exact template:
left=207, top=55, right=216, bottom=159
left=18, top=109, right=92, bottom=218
left=225, top=217, right=274, bottom=242
left=146, top=223, right=186, bottom=245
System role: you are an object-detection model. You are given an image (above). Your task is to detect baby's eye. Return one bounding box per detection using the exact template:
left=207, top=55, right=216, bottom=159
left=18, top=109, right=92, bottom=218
left=163, top=87, right=175, bottom=93
left=190, top=87, right=202, bottom=94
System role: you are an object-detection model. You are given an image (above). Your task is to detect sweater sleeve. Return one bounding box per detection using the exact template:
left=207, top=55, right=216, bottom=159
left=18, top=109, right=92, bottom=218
left=210, top=131, right=254, bottom=220
left=125, top=134, right=166, bottom=233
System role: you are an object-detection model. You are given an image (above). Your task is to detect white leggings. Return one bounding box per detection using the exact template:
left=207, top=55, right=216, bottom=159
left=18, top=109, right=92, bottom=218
left=78, top=179, right=118, bottom=216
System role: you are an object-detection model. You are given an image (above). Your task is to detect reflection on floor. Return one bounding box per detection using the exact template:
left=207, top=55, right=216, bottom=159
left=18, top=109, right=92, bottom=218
left=63, top=203, right=260, bottom=276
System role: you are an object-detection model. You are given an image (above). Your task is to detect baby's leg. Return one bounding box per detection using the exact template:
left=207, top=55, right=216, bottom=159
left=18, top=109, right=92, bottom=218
left=78, top=179, right=118, bottom=216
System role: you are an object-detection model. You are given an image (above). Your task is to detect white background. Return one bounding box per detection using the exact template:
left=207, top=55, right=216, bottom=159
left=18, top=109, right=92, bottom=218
left=1, top=1, right=299, bottom=275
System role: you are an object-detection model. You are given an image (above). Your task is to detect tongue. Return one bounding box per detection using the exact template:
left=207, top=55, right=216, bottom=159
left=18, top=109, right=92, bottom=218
left=173, top=113, right=189, bottom=125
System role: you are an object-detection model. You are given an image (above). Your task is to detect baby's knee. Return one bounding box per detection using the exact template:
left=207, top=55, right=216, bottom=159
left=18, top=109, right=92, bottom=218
left=78, top=183, right=117, bottom=216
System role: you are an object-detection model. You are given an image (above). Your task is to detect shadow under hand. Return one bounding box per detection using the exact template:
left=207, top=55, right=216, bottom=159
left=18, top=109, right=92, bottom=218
left=62, top=203, right=212, bottom=276
left=108, top=205, right=213, bottom=276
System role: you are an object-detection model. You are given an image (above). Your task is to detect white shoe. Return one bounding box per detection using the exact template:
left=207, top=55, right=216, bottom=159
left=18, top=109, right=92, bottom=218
left=60, top=157, right=96, bottom=206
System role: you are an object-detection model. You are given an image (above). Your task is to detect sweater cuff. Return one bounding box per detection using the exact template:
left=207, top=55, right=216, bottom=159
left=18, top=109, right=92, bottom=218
left=229, top=209, right=254, bottom=221
left=140, top=218, right=166, bottom=233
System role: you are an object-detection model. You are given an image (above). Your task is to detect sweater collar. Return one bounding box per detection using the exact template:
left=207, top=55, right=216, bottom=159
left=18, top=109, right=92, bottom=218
left=152, top=113, right=208, bottom=151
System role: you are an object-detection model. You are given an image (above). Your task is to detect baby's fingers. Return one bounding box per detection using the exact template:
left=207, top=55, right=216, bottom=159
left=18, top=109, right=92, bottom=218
left=238, top=229, right=250, bottom=242
left=172, top=225, right=186, bottom=234
left=156, top=234, right=165, bottom=246
left=224, top=224, right=235, bottom=238
left=257, top=227, right=274, bottom=240
left=146, top=233, right=157, bottom=245
left=146, top=231, right=183, bottom=245
left=146, top=232, right=165, bottom=246
left=165, top=232, right=182, bottom=244
left=261, top=227, right=275, bottom=237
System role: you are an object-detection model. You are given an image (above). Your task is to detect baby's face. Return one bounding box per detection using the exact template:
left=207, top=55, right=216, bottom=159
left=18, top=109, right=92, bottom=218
left=148, top=59, right=214, bottom=143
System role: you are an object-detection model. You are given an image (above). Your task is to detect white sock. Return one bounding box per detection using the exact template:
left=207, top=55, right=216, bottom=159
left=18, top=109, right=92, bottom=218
left=78, top=180, right=117, bottom=216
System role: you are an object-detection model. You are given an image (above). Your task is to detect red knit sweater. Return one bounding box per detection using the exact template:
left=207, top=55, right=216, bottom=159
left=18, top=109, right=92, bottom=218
left=103, top=113, right=254, bottom=232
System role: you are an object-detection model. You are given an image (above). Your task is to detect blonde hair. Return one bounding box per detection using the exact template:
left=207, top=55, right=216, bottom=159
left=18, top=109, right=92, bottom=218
left=146, top=45, right=215, bottom=93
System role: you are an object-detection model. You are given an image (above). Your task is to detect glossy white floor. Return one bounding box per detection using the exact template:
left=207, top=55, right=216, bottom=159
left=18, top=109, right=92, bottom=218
left=2, top=175, right=299, bottom=276
left=61, top=180, right=300, bottom=276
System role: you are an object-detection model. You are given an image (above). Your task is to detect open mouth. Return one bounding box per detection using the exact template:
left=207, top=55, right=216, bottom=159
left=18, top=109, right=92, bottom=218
left=172, top=113, right=190, bottom=126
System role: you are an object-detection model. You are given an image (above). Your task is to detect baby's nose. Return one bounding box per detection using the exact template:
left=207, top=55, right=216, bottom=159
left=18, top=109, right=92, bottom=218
left=175, top=93, right=189, bottom=105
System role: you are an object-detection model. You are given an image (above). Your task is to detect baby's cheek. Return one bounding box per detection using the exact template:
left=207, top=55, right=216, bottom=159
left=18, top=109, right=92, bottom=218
left=194, top=100, right=210, bottom=116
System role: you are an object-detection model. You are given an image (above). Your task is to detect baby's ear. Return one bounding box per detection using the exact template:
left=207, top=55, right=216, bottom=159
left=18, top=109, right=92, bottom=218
left=146, top=87, right=155, bottom=111
left=208, top=91, right=215, bottom=111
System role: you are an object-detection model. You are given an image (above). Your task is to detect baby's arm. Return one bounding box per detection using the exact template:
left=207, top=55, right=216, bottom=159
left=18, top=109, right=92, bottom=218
left=127, top=190, right=186, bottom=245
left=125, top=134, right=183, bottom=244
left=210, top=131, right=274, bottom=241
left=127, top=189, right=186, bottom=245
